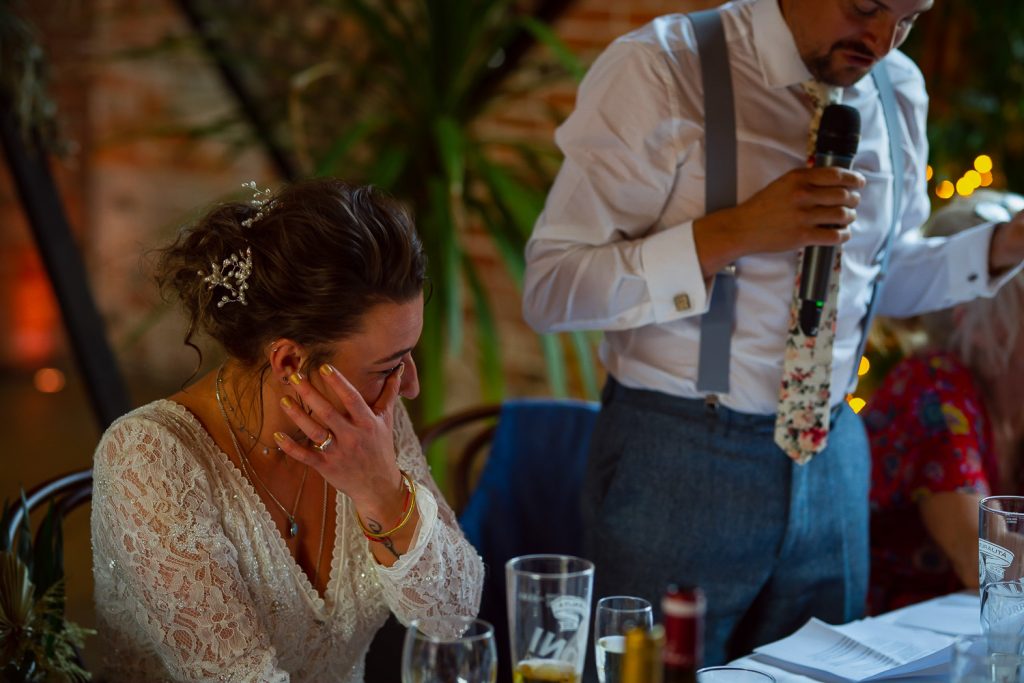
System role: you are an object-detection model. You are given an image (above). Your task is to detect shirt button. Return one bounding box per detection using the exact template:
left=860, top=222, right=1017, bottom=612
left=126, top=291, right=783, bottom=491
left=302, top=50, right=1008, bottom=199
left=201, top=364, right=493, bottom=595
left=674, top=294, right=691, bottom=311
left=968, top=273, right=978, bottom=282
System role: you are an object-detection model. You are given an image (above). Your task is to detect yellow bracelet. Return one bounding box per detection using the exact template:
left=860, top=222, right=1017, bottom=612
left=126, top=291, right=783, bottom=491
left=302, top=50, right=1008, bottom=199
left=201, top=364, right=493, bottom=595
left=357, top=471, right=417, bottom=540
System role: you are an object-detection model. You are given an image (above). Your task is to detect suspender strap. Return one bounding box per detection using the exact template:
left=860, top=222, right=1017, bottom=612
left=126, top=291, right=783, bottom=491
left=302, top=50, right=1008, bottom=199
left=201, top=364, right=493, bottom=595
left=852, top=62, right=903, bottom=387
left=690, top=9, right=738, bottom=394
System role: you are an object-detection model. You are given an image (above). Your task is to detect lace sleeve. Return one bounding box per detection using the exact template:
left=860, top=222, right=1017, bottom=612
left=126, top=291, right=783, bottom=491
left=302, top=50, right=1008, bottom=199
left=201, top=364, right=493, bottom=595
left=92, top=412, right=290, bottom=682
left=373, top=402, right=484, bottom=625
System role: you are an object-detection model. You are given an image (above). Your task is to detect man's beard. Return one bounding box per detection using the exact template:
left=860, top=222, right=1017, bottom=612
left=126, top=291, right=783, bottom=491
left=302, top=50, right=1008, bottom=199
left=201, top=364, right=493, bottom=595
left=808, top=40, right=877, bottom=87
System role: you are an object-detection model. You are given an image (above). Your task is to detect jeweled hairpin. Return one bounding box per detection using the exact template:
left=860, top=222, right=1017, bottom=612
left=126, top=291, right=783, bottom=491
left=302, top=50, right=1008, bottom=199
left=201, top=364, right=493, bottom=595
left=240, top=180, right=274, bottom=228
left=200, top=247, right=253, bottom=307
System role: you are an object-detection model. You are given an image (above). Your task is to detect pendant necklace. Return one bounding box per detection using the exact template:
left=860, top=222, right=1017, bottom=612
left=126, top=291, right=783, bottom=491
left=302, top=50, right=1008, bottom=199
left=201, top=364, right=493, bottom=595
left=215, top=364, right=307, bottom=538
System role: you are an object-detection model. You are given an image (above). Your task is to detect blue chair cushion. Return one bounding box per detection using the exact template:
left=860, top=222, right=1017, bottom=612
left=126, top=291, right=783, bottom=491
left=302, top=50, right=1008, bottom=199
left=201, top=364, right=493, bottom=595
left=457, top=398, right=599, bottom=683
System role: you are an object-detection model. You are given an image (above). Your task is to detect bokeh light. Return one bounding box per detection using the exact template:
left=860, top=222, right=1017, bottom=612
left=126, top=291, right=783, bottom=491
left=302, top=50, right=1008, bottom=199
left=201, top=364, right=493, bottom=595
left=858, top=356, right=871, bottom=377
left=936, top=180, right=955, bottom=199
left=34, top=367, right=66, bottom=394
left=848, top=397, right=867, bottom=414
left=974, top=155, right=993, bottom=174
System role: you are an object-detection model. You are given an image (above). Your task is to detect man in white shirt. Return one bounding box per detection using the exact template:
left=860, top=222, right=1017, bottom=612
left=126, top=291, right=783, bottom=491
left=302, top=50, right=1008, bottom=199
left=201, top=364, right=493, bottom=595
left=523, top=0, right=1024, bottom=664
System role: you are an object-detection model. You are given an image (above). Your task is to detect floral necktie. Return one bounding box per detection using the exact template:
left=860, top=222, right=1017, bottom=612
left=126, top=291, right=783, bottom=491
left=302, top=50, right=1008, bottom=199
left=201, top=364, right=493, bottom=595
left=773, top=81, right=843, bottom=464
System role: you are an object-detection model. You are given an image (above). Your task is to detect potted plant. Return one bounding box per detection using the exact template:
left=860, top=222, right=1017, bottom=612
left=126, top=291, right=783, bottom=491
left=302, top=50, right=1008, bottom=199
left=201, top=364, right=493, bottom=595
left=0, top=498, right=93, bottom=682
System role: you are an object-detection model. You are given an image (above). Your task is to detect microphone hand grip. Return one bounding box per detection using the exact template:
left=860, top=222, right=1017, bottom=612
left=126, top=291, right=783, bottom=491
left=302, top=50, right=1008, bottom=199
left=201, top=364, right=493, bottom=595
left=797, top=103, right=860, bottom=338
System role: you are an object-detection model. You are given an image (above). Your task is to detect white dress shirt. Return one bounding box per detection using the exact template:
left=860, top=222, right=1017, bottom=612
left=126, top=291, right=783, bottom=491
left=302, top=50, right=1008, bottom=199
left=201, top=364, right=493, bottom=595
left=523, top=0, right=1016, bottom=415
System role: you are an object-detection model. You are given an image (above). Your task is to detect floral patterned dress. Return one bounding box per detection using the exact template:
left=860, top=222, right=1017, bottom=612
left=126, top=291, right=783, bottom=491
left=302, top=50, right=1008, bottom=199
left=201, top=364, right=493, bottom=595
left=864, top=351, right=997, bottom=614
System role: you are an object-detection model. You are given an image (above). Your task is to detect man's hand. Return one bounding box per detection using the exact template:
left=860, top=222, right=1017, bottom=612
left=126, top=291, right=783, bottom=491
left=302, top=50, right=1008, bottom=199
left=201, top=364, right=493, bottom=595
left=989, top=209, right=1024, bottom=274
left=693, top=166, right=865, bottom=279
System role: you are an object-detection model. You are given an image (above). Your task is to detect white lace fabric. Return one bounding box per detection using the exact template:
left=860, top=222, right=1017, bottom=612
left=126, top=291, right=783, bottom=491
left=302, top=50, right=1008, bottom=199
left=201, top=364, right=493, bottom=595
left=91, top=399, right=483, bottom=682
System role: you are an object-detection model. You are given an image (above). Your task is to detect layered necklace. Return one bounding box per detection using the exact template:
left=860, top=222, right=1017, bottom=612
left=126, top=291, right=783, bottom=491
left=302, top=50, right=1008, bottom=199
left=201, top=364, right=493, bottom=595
left=214, top=365, right=329, bottom=585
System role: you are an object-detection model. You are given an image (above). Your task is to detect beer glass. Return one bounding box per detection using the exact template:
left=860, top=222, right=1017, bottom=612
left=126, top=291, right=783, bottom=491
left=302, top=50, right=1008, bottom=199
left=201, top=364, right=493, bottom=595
left=594, top=596, right=653, bottom=683
left=506, top=554, right=594, bottom=683
left=401, top=616, right=498, bottom=683
left=980, top=497, right=1024, bottom=589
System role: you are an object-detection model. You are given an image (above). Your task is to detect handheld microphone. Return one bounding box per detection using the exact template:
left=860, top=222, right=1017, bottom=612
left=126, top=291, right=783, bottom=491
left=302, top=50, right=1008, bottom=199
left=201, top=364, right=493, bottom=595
left=798, top=103, right=861, bottom=337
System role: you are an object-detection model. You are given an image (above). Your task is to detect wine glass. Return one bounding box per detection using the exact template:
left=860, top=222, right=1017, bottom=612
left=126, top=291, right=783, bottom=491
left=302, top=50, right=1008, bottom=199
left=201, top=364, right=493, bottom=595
left=594, top=596, right=654, bottom=683
left=401, top=616, right=497, bottom=683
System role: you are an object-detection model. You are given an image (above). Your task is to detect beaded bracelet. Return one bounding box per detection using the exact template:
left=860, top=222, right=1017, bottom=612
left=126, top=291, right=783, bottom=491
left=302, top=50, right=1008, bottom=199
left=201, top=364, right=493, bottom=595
left=357, top=470, right=417, bottom=541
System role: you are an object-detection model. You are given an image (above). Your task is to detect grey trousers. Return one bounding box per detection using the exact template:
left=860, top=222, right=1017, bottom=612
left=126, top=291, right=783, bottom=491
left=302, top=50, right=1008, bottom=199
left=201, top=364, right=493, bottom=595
left=582, top=377, right=870, bottom=666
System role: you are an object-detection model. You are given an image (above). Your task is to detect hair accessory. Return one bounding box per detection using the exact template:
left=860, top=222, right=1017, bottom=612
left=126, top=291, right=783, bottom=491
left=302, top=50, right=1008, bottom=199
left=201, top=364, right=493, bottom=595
left=200, top=246, right=253, bottom=307
left=240, top=180, right=274, bottom=228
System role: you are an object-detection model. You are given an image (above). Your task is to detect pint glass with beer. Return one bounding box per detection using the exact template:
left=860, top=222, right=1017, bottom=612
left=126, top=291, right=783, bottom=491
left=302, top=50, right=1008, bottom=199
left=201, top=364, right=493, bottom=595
left=506, top=554, right=594, bottom=683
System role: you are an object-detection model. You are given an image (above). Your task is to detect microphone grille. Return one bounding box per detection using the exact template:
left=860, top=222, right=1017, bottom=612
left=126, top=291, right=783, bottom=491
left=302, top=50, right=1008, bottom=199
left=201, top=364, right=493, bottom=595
left=816, top=104, right=861, bottom=157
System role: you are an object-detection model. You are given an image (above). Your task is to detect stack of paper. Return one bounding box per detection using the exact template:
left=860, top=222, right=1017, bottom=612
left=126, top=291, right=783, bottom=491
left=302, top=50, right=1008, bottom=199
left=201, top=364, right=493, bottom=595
left=750, top=617, right=956, bottom=683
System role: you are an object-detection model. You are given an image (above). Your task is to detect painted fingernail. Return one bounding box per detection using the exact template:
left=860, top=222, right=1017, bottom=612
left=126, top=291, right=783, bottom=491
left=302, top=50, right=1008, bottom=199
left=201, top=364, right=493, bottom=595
left=288, top=372, right=304, bottom=385
left=319, top=363, right=335, bottom=377
left=273, top=432, right=287, bottom=442
left=281, top=396, right=294, bottom=409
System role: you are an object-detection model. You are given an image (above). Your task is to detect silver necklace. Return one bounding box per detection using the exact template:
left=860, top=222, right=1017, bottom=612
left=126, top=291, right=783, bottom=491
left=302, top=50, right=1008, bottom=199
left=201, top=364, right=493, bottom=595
left=224, top=400, right=282, bottom=455
left=215, top=365, right=308, bottom=538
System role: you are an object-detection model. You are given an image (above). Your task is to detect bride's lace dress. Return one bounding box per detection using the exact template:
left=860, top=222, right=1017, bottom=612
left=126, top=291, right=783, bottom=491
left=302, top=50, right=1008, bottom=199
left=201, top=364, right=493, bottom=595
left=92, top=399, right=483, bottom=682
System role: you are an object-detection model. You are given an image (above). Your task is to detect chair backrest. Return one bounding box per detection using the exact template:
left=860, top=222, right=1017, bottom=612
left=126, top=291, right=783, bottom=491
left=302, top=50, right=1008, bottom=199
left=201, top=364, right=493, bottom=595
left=455, top=398, right=600, bottom=683
left=4, top=468, right=93, bottom=549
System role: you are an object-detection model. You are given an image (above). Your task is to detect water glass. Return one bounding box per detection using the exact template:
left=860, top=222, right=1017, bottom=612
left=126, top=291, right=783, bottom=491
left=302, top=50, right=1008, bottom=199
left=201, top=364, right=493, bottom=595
left=696, top=666, right=777, bottom=683
left=401, top=616, right=498, bottom=683
left=594, top=596, right=654, bottom=683
left=952, top=635, right=1024, bottom=683
left=506, top=554, right=594, bottom=683
left=983, top=581, right=1024, bottom=654
left=980, top=497, right=1024, bottom=589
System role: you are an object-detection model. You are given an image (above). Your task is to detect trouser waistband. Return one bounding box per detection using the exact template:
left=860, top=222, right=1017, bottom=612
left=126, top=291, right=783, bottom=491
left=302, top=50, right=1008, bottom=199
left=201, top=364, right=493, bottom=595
left=601, top=375, right=844, bottom=433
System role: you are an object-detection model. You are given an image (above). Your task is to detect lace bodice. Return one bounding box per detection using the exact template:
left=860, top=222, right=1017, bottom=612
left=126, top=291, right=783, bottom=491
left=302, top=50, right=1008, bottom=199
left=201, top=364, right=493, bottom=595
left=92, top=399, right=483, bottom=682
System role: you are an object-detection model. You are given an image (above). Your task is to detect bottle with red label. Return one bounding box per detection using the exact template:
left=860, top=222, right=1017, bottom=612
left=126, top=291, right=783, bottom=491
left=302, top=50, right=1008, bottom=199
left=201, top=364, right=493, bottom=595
left=662, top=584, right=706, bottom=683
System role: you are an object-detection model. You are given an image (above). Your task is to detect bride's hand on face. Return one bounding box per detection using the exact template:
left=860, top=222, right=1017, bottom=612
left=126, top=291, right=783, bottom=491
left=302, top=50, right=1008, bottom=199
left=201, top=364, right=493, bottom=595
left=275, top=363, right=406, bottom=518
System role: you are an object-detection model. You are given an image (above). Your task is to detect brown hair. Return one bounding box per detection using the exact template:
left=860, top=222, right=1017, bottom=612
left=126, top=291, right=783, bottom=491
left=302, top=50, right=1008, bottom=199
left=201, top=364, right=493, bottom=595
left=156, top=178, right=426, bottom=370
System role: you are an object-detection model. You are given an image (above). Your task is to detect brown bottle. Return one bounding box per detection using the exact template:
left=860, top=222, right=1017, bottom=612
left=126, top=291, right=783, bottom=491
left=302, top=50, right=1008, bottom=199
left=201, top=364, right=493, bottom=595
left=621, top=625, right=664, bottom=683
left=662, top=585, right=705, bottom=683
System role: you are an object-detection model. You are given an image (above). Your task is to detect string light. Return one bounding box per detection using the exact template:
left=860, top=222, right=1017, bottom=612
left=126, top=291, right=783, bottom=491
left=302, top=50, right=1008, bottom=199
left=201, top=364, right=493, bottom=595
left=926, top=165, right=933, bottom=181
left=936, top=180, right=955, bottom=199
left=847, top=396, right=867, bottom=414
left=956, top=177, right=975, bottom=197
left=974, top=155, right=993, bottom=174
left=858, top=356, right=871, bottom=377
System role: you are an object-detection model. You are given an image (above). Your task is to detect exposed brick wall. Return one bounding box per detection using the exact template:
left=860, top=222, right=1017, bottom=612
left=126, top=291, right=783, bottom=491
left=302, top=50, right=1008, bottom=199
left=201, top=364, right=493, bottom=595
left=0, top=0, right=711, bottom=408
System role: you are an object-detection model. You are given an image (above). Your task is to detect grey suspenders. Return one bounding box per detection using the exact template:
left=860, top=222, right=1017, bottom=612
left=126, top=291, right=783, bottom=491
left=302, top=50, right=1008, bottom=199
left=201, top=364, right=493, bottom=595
left=690, top=10, right=738, bottom=394
left=688, top=9, right=904, bottom=395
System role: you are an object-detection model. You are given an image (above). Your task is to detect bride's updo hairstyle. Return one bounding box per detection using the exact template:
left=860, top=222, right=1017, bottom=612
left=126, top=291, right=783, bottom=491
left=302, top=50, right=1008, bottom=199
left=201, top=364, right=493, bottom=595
left=156, top=178, right=426, bottom=371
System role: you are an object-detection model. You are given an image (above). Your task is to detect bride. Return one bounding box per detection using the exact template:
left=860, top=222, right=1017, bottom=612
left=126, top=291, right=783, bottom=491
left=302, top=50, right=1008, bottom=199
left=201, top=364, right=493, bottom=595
left=91, top=178, right=483, bottom=682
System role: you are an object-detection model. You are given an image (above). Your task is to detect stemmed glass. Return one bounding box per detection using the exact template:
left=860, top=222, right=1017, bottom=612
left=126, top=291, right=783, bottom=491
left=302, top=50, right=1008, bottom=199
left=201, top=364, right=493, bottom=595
left=594, top=596, right=654, bottom=683
left=401, top=616, right=498, bottom=683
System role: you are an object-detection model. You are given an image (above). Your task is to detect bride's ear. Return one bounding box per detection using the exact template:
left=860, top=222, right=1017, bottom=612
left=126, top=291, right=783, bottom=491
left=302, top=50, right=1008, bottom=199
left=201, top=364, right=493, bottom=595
left=267, top=339, right=306, bottom=383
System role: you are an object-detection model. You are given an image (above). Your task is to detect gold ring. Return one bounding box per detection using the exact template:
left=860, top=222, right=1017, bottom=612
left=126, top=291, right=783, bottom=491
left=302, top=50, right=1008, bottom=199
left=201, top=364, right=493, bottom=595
left=313, top=431, right=335, bottom=452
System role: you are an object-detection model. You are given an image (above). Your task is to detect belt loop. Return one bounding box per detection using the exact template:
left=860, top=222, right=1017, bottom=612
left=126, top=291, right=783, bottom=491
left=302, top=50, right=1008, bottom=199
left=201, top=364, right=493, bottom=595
left=704, top=394, right=720, bottom=415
